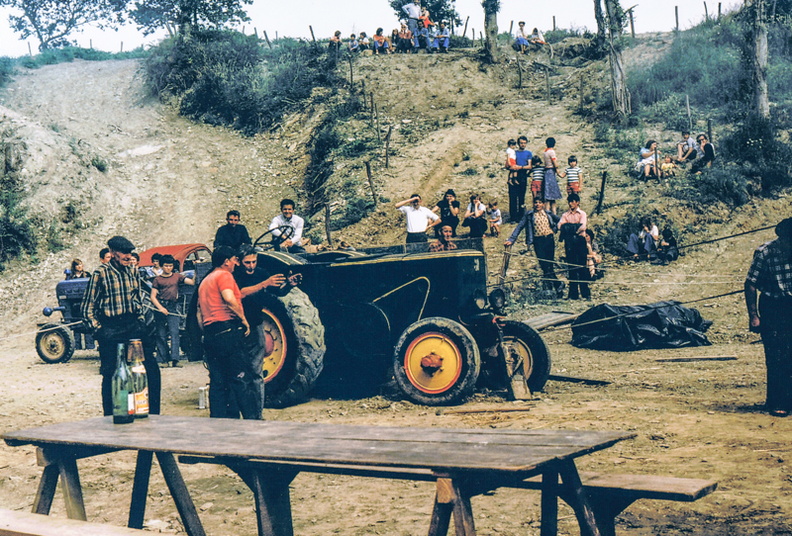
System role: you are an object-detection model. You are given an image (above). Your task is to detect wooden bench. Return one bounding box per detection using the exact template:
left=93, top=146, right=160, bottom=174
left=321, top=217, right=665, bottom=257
left=180, top=456, right=716, bottom=536
left=0, top=508, right=147, bottom=536
left=517, top=472, right=717, bottom=536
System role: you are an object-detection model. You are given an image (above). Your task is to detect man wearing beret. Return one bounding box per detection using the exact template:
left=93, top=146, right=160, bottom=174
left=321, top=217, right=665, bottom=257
left=745, top=218, right=792, bottom=417
left=81, top=235, right=161, bottom=416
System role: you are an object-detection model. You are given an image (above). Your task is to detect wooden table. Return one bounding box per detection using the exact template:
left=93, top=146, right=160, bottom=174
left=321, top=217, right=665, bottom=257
left=3, top=416, right=632, bottom=536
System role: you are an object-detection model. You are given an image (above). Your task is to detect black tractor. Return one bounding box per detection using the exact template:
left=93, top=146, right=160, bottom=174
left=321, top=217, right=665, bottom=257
left=197, top=231, right=552, bottom=408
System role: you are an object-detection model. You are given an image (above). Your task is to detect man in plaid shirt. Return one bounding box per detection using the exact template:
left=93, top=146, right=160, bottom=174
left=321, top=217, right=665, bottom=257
left=745, top=218, right=792, bottom=417
left=81, top=236, right=161, bottom=416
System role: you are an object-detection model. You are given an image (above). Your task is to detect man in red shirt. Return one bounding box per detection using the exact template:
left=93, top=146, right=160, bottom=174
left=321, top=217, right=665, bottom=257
left=197, top=246, right=260, bottom=419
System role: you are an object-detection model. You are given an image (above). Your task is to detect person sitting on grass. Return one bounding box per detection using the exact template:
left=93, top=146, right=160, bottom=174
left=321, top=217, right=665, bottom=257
left=691, top=133, right=716, bottom=173
left=434, top=22, right=450, bottom=53
left=513, top=21, right=530, bottom=53
left=660, top=155, right=678, bottom=179
left=373, top=28, right=391, bottom=55
left=656, top=228, right=679, bottom=264
left=626, top=216, right=660, bottom=260
left=635, top=140, right=660, bottom=180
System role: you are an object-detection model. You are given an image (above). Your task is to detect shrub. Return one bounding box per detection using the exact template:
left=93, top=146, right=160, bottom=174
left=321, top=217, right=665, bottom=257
left=0, top=57, right=14, bottom=88
left=718, top=115, right=792, bottom=192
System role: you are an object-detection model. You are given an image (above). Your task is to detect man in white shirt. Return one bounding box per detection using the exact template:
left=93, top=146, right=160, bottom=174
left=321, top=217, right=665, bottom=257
left=395, top=194, right=440, bottom=243
left=269, top=198, right=306, bottom=253
left=402, top=1, right=422, bottom=49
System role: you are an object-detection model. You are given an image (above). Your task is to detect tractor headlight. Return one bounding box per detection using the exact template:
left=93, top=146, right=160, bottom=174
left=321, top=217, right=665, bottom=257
left=488, top=288, right=506, bottom=313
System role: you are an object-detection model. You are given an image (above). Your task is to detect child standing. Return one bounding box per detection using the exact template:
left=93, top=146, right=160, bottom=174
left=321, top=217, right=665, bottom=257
left=488, top=202, right=502, bottom=237
left=542, top=137, right=563, bottom=214
left=529, top=155, right=544, bottom=199
left=561, top=155, right=584, bottom=195
left=151, top=254, right=195, bottom=367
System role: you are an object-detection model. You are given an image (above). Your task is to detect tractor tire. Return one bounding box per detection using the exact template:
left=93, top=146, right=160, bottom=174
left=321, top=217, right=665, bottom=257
left=256, top=288, right=325, bottom=408
left=393, top=317, right=480, bottom=406
left=500, top=320, right=551, bottom=392
left=35, top=323, right=76, bottom=364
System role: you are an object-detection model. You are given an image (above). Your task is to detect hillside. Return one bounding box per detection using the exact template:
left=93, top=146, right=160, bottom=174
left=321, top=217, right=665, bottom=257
left=0, top=36, right=791, bottom=536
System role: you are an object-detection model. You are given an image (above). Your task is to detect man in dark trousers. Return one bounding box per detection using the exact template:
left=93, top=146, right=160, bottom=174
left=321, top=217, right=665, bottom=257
left=557, top=193, right=590, bottom=300
left=745, top=218, right=792, bottom=417
left=233, top=245, right=300, bottom=411
left=214, top=210, right=252, bottom=251
left=197, top=246, right=260, bottom=419
left=505, top=197, right=562, bottom=295
left=81, top=236, right=161, bottom=416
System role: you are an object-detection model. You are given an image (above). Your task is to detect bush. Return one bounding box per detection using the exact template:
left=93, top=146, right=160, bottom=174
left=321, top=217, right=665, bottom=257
left=718, top=115, right=792, bottom=192
left=146, top=31, right=339, bottom=135
left=0, top=188, right=37, bottom=269
left=0, top=57, right=14, bottom=88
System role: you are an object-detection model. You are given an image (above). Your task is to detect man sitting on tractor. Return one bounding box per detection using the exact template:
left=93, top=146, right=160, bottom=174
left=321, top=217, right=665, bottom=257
left=269, top=199, right=306, bottom=254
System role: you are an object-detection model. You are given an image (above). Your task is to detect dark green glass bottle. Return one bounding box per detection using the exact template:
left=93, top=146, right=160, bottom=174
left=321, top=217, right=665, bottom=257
left=111, top=343, right=135, bottom=424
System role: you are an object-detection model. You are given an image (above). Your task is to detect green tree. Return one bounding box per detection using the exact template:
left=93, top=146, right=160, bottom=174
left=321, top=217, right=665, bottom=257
left=1, top=0, right=123, bottom=50
left=388, top=0, right=461, bottom=28
left=128, top=0, right=252, bottom=37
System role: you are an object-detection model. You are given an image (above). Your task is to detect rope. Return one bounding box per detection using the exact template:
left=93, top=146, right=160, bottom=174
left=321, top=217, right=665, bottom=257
left=541, top=289, right=744, bottom=333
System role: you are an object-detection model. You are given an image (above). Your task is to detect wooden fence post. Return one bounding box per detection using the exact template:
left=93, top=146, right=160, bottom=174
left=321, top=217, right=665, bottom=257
left=703, top=2, right=709, bottom=21
left=707, top=118, right=713, bottom=144
left=686, top=94, right=692, bottom=131
left=365, top=162, right=378, bottom=207
left=509, top=20, right=514, bottom=35
left=516, top=55, right=524, bottom=89
left=384, top=126, right=392, bottom=169
left=627, top=9, right=636, bottom=38
left=324, top=204, right=333, bottom=247
left=28, top=42, right=32, bottom=57
left=552, top=16, right=557, bottom=31
left=309, top=25, right=317, bottom=44
left=348, top=54, right=354, bottom=87
left=544, top=69, right=551, bottom=102
left=596, top=171, right=608, bottom=215
left=675, top=6, right=680, bottom=31
left=374, top=103, right=381, bottom=143
left=263, top=31, right=273, bottom=49
left=463, top=16, right=469, bottom=39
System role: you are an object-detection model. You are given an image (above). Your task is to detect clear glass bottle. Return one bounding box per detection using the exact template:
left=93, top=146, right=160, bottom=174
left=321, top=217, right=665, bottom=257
left=128, top=339, right=149, bottom=418
left=111, top=343, right=135, bottom=424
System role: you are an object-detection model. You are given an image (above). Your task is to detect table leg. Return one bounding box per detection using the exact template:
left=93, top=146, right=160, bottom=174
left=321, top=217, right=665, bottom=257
left=540, top=468, right=559, bottom=536
left=248, top=467, right=297, bottom=536
left=155, top=452, right=206, bottom=536
left=58, top=456, right=87, bottom=521
left=32, top=464, right=59, bottom=515
left=428, top=478, right=476, bottom=536
left=128, top=450, right=153, bottom=529
left=558, top=461, right=601, bottom=536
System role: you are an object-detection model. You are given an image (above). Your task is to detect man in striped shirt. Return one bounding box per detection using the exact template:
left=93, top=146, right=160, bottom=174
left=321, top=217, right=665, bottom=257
left=81, top=236, right=161, bottom=416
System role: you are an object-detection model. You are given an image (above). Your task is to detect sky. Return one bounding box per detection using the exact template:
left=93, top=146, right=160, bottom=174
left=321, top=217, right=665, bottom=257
left=0, top=0, right=741, bottom=58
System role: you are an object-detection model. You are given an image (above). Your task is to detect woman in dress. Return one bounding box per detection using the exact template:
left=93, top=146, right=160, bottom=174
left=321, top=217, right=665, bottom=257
left=542, top=137, right=563, bottom=214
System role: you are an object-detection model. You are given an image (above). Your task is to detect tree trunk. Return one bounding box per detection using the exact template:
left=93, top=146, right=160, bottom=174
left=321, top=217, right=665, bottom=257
left=604, top=0, right=631, bottom=121
left=752, top=0, right=770, bottom=119
left=482, top=0, right=500, bottom=63
left=593, top=0, right=607, bottom=42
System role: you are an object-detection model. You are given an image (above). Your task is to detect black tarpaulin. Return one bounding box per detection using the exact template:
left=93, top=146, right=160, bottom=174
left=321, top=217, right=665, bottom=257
left=571, top=301, right=712, bottom=351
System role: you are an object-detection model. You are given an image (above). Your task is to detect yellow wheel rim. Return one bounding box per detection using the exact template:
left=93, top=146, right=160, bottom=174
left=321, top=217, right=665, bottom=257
left=502, top=335, right=533, bottom=378
left=261, top=309, right=287, bottom=382
left=403, top=332, right=462, bottom=394
left=40, top=332, right=65, bottom=360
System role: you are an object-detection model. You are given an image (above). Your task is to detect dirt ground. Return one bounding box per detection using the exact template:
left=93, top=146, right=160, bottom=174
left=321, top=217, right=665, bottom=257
left=1, top=42, right=791, bottom=535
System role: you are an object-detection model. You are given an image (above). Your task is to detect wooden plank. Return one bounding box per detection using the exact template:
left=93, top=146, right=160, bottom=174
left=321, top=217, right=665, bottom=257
left=32, top=465, right=58, bottom=515
left=525, top=312, right=579, bottom=331
left=57, top=456, right=86, bottom=521
left=548, top=375, right=611, bottom=386
left=3, top=417, right=631, bottom=475
left=519, top=472, right=718, bottom=501
left=128, top=450, right=153, bottom=529
left=0, top=509, right=146, bottom=536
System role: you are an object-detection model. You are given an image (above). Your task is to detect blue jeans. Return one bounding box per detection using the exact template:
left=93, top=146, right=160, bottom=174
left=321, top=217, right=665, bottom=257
left=155, top=301, right=181, bottom=363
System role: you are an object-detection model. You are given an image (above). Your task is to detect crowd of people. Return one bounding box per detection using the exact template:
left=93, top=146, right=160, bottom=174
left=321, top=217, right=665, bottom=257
left=329, top=1, right=451, bottom=55
left=635, top=130, right=715, bottom=180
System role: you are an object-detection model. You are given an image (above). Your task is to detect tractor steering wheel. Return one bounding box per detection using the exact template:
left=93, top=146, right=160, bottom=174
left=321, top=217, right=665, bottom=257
left=253, top=225, right=295, bottom=251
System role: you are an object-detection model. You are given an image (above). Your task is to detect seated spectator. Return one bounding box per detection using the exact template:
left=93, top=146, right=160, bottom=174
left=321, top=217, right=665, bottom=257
left=660, top=155, right=677, bottom=178
left=691, top=133, right=715, bottom=173
left=328, top=30, right=342, bottom=53
left=488, top=202, right=502, bottom=237
left=358, top=32, right=370, bottom=52
left=338, top=241, right=356, bottom=251
left=626, top=216, right=660, bottom=260
left=373, top=28, right=390, bottom=55
left=348, top=33, right=359, bottom=53
left=429, top=224, right=458, bottom=252
left=431, top=189, right=461, bottom=238
left=529, top=27, right=546, bottom=48
left=656, top=228, right=679, bottom=264
left=389, top=28, right=399, bottom=51
left=462, top=194, right=488, bottom=238
left=425, top=23, right=438, bottom=52
left=65, top=258, right=88, bottom=279
left=433, top=21, right=450, bottom=53
left=513, top=21, right=530, bottom=53
left=635, top=140, right=660, bottom=179
left=397, top=23, right=413, bottom=53
left=676, top=130, right=697, bottom=163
